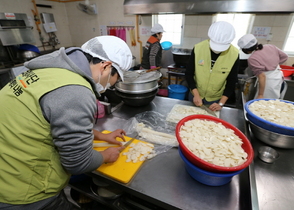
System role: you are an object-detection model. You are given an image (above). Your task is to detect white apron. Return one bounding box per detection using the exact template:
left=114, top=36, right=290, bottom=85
left=254, top=65, right=284, bottom=99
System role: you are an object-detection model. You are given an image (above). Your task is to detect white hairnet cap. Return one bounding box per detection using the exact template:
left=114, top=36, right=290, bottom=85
left=238, top=34, right=257, bottom=49
left=81, top=35, right=132, bottom=81
left=151, top=24, right=165, bottom=35
left=208, top=21, right=236, bottom=52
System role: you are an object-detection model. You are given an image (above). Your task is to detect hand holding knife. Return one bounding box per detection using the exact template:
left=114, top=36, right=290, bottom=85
left=199, top=103, right=218, bottom=117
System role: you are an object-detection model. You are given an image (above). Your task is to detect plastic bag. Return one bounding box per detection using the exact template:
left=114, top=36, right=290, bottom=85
left=122, top=111, right=178, bottom=147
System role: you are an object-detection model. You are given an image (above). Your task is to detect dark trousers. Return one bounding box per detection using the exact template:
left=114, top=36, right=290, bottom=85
left=41, top=190, right=80, bottom=210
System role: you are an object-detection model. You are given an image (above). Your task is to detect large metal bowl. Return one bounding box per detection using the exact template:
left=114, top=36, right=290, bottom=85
left=115, top=89, right=158, bottom=107
left=249, top=121, right=294, bottom=149
left=115, top=82, right=158, bottom=94
left=115, top=70, right=161, bottom=94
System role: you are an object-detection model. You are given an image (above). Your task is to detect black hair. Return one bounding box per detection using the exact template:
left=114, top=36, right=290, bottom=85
left=242, top=43, right=263, bottom=54
left=82, top=52, right=118, bottom=77
left=152, top=32, right=162, bottom=38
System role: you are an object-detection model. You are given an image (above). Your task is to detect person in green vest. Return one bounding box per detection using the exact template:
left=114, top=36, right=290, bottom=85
left=185, top=21, right=240, bottom=111
left=0, top=36, right=132, bottom=209
left=141, top=24, right=165, bottom=69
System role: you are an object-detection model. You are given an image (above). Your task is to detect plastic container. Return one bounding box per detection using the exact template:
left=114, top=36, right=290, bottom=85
left=280, top=65, right=294, bottom=77
left=18, top=44, right=40, bottom=53
left=168, top=84, right=188, bottom=100
left=157, top=89, right=168, bottom=97
left=175, top=115, right=254, bottom=173
left=95, top=100, right=105, bottom=118
left=245, top=99, right=294, bottom=136
left=161, top=41, right=173, bottom=50
left=179, top=148, right=245, bottom=186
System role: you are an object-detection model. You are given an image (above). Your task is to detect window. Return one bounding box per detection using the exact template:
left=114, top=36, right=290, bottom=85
left=153, top=14, right=184, bottom=46
left=283, top=15, right=294, bottom=54
left=214, top=14, right=254, bottom=48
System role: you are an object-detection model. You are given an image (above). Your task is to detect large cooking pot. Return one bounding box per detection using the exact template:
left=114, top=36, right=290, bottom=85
left=172, top=48, right=191, bottom=68
left=115, top=70, right=161, bottom=94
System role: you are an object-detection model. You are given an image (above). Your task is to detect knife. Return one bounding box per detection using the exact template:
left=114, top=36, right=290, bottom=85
left=93, top=137, right=136, bottom=148
left=199, top=104, right=217, bottom=117
left=119, top=136, right=136, bottom=153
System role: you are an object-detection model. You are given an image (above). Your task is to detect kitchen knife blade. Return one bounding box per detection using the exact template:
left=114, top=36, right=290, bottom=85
left=199, top=104, right=217, bottom=117
left=120, top=137, right=136, bottom=153
left=93, top=135, right=137, bottom=148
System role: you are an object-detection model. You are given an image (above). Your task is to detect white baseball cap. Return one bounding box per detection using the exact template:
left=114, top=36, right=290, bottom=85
left=81, top=36, right=132, bottom=81
left=151, top=24, right=165, bottom=35
left=208, top=21, right=236, bottom=52
left=238, top=34, right=258, bottom=49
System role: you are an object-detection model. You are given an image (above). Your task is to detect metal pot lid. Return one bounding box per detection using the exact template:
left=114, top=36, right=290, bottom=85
left=122, top=70, right=162, bottom=83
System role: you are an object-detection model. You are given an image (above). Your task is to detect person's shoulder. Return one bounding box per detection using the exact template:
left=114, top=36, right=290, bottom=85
left=264, top=44, right=277, bottom=50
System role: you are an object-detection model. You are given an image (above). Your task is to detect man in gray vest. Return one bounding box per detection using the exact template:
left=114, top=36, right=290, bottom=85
left=0, top=36, right=132, bottom=209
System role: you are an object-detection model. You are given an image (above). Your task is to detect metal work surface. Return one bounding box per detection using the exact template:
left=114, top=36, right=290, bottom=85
left=249, top=129, right=294, bottom=210
left=92, top=96, right=253, bottom=210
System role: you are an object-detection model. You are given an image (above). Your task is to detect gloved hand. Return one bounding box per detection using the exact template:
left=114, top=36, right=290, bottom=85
left=150, top=66, right=157, bottom=69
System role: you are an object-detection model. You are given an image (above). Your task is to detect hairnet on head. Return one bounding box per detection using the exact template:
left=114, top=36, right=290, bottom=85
left=238, top=34, right=257, bottom=49
left=208, top=21, right=236, bottom=52
left=81, top=36, right=132, bottom=81
left=151, top=24, right=165, bottom=35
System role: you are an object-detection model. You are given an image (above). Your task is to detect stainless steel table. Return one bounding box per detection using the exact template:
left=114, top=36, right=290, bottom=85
left=89, top=96, right=254, bottom=210
left=249, top=128, right=294, bottom=210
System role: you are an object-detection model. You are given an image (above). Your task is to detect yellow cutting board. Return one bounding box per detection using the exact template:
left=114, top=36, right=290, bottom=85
left=94, top=130, right=150, bottom=184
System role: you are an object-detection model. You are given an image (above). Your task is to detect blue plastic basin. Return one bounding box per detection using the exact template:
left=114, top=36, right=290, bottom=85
left=245, top=99, right=294, bottom=136
left=179, top=148, right=245, bottom=186
left=168, top=84, right=188, bottom=100
left=161, top=41, right=173, bottom=50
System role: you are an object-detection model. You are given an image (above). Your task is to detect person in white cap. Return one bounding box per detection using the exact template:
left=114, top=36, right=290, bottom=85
left=238, top=34, right=288, bottom=99
left=185, top=21, right=240, bottom=111
left=141, top=23, right=165, bottom=69
left=0, top=35, right=132, bottom=209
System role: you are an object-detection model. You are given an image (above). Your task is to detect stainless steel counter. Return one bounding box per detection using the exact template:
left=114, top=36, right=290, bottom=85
left=90, top=96, right=255, bottom=210
left=249, top=128, right=294, bottom=210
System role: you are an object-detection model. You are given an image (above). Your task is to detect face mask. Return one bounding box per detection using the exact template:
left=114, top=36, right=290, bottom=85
left=95, top=83, right=104, bottom=93
left=96, top=71, right=111, bottom=93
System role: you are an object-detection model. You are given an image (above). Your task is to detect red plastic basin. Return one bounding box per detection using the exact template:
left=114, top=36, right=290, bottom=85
left=280, top=65, right=294, bottom=77
left=176, top=115, right=254, bottom=173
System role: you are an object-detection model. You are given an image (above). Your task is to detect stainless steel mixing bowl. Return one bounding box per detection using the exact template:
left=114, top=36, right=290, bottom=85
left=249, top=121, right=294, bottom=149
left=258, top=146, right=279, bottom=164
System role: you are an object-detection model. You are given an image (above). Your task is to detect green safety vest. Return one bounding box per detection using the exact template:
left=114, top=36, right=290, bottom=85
left=194, top=40, right=238, bottom=101
left=0, top=68, right=93, bottom=204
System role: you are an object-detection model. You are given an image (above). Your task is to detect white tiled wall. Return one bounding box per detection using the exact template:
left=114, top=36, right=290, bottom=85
left=0, top=0, right=73, bottom=51
left=0, top=0, right=293, bottom=66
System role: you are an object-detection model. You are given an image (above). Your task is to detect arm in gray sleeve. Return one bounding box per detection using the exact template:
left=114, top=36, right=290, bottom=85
left=40, top=85, right=103, bottom=175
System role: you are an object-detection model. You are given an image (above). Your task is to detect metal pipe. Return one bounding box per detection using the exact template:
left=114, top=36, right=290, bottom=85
left=136, top=15, right=142, bottom=63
